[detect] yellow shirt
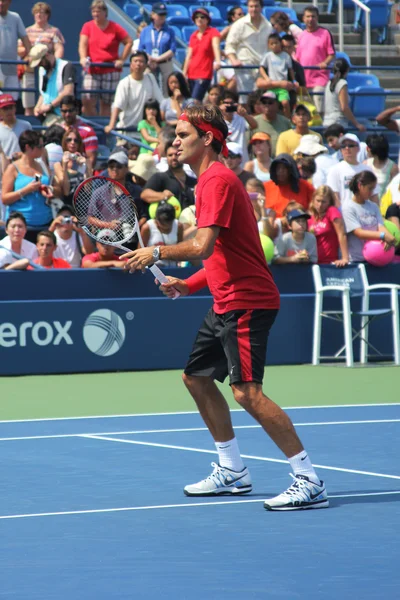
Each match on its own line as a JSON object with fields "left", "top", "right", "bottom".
{"left": 276, "top": 129, "right": 324, "bottom": 157}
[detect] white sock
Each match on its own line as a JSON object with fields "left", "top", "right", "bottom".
{"left": 288, "top": 450, "right": 320, "bottom": 485}
{"left": 215, "top": 437, "right": 245, "bottom": 472}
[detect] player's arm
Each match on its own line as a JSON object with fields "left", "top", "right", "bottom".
{"left": 120, "top": 225, "right": 220, "bottom": 272}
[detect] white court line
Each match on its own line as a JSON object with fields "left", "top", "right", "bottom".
{"left": 0, "top": 403, "right": 399, "bottom": 424}
{"left": 0, "top": 490, "right": 399, "bottom": 521}
{"left": 1, "top": 418, "right": 400, "bottom": 442}
{"left": 82, "top": 434, "right": 400, "bottom": 482}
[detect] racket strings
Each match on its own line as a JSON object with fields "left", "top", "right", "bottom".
{"left": 74, "top": 178, "right": 138, "bottom": 246}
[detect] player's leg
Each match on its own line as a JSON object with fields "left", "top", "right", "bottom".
{"left": 227, "top": 309, "right": 329, "bottom": 510}
{"left": 182, "top": 309, "right": 252, "bottom": 496}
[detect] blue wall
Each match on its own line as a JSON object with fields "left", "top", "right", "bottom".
{"left": 0, "top": 265, "right": 398, "bottom": 376}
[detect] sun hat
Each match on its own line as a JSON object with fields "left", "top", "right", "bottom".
{"left": 293, "top": 135, "right": 327, "bottom": 156}
{"left": 28, "top": 44, "right": 49, "bottom": 68}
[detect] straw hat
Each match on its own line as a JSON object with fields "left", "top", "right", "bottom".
{"left": 129, "top": 153, "right": 157, "bottom": 181}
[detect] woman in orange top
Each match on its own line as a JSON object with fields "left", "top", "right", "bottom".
{"left": 264, "top": 153, "right": 314, "bottom": 218}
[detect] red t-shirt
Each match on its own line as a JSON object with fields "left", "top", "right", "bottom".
{"left": 31, "top": 257, "right": 71, "bottom": 269}
{"left": 188, "top": 27, "right": 220, "bottom": 80}
{"left": 82, "top": 252, "right": 120, "bottom": 265}
{"left": 195, "top": 162, "right": 280, "bottom": 314}
{"left": 80, "top": 20, "right": 128, "bottom": 74}
{"left": 264, "top": 179, "right": 314, "bottom": 218}
{"left": 308, "top": 206, "right": 342, "bottom": 263}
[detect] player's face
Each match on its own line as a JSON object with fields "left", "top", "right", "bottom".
{"left": 173, "top": 121, "right": 209, "bottom": 165}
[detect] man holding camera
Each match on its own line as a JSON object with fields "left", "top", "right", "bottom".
{"left": 49, "top": 205, "right": 93, "bottom": 267}
{"left": 219, "top": 91, "right": 257, "bottom": 164}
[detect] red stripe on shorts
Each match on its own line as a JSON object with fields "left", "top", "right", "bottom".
{"left": 237, "top": 310, "right": 253, "bottom": 381}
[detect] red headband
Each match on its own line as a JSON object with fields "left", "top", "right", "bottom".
{"left": 179, "top": 113, "right": 228, "bottom": 157}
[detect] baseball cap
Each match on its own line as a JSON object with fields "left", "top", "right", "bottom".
{"left": 286, "top": 209, "right": 311, "bottom": 223}
{"left": 293, "top": 104, "right": 311, "bottom": 116}
{"left": 0, "top": 94, "right": 16, "bottom": 109}
{"left": 97, "top": 229, "right": 117, "bottom": 242}
{"left": 226, "top": 142, "right": 243, "bottom": 157}
{"left": 294, "top": 135, "right": 327, "bottom": 156}
{"left": 250, "top": 132, "right": 271, "bottom": 144}
{"left": 339, "top": 133, "right": 360, "bottom": 146}
{"left": 192, "top": 7, "right": 211, "bottom": 22}
{"left": 152, "top": 2, "right": 167, "bottom": 14}
{"left": 108, "top": 150, "right": 128, "bottom": 166}
{"left": 261, "top": 91, "right": 277, "bottom": 101}
{"left": 28, "top": 43, "right": 49, "bottom": 68}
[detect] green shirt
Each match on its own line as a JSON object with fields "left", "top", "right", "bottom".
{"left": 137, "top": 119, "right": 164, "bottom": 154}
{"left": 252, "top": 114, "right": 291, "bottom": 157}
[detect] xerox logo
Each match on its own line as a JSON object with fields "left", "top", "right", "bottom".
{"left": 0, "top": 321, "right": 73, "bottom": 347}
{"left": 82, "top": 309, "right": 126, "bottom": 357}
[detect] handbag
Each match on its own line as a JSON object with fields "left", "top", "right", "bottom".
{"left": 296, "top": 89, "right": 323, "bottom": 127}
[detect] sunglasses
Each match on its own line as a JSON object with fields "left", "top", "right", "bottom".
{"left": 108, "top": 163, "right": 124, "bottom": 170}
{"left": 227, "top": 153, "right": 240, "bottom": 159}
{"left": 66, "top": 138, "right": 78, "bottom": 143}
{"left": 261, "top": 99, "right": 276, "bottom": 105}
{"left": 61, "top": 108, "right": 75, "bottom": 113}
{"left": 341, "top": 144, "right": 358, "bottom": 149}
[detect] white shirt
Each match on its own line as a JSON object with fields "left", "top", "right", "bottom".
{"left": 225, "top": 14, "right": 273, "bottom": 64}
{"left": 225, "top": 113, "right": 249, "bottom": 164}
{"left": 312, "top": 153, "right": 339, "bottom": 188}
{"left": 326, "top": 161, "right": 379, "bottom": 207}
{"left": 53, "top": 231, "right": 83, "bottom": 268}
{"left": 156, "top": 156, "right": 196, "bottom": 179}
{"left": 113, "top": 73, "right": 164, "bottom": 129}
{"left": 0, "top": 236, "right": 38, "bottom": 259}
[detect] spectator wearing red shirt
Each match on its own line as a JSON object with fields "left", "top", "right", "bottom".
{"left": 79, "top": 0, "right": 133, "bottom": 117}
{"left": 182, "top": 8, "right": 221, "bottom": 102}
{"left": 120, "top": 104, "right": 328, "bottom": 511}
{"left": 264, "top": 153, "right": 314, "bottom": 218}
{"left": 32, "top": 230, "right": 71, "bottom": 269}
{"left": 308, "top": 185, "right": 349, "bottom": 266}
{"left": 82, "top": 229, "right": 125, "bottom": 269}
{"left": 59, "top": 96, "right": 98, "bottom": 169}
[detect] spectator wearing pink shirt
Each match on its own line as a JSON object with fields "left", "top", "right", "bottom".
{"left": 308, "top": 185, "right": 349, "bottom": 266}
{"left": 295, "top": 6, "right": 335, "bottom": 115}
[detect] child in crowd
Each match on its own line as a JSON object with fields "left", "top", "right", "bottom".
{"left": 49, "top": 204, "right": 93, "bottom": 267}
{"left": 273, "top": 208, "right": 318, "bottom": 264}
{"left": 259, "top": 33, "right": 297, "bottom": 118}
{"left": 141, "top": 201, "right": 183, "bottom": 267}
{"left": 137, "top": 100, "right": 164, "bottom": 155}
{"left": 308, "top": 185, "right": 349, "bottom": 266}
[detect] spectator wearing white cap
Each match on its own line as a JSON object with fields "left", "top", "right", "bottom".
{"left": 293, "top": 134, "right": 338, "bottom": 188}
{"left": 0, "top": 0, "right": 31, "bottom": 101}
{"left": 251, "top": 92, "right": 291, "bottom": 158}
{"left": 223, "top": 142, "right": 253, "bottom": 186}
{"left": 326, "top": 133, "right": 379, "bottom": 208}
{"left": 29, "top": 43, "right": 76, "bottom": 125}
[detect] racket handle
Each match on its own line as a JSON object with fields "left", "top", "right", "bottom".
{"left": 149, "top": 264, "right": 180, "bottom": 299}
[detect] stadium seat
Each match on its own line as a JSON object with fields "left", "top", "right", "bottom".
{"left": 188, "top": 6, "right": 224, "bottom": 25}
{"left": 175, "top": 47, "right": 186, "bottom": 64}
{"left": 312, "top": 264, "right": 400, "bottom": 367}
{"left": 327, "top": 0, "right": 354, "bottom": 13}
{"left": 351, "top": 85, "right": 386, "bottom": 118}
{"left": 355, "top": 0, "right": 391, "bottom": 43}
{"left": 170, "top": 24, "right": 183, "bottom": 39}
{"left": 181, "top": 25, "right": 197, "bottom": 42}
{"left": 335, "top": 50, "right": 353, "bottom": 66}
{"left": 166, "top": 4, "right": 191, "bottom": 25}
{"left": 346, "top": 72, "right": 380, "bottom": 89}
{"left": 123, "top": 3, "right": 141, "bottom": 20}
{"left": 262, "top": 6, "right": 300, "bottom": 26}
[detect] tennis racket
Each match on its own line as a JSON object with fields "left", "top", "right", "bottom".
{"left": 73, "top": 176, "right": 180, "bottom": 297}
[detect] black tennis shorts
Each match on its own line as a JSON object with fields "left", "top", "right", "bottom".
{"left": 184, "top": 308, "right": 278, "bottom": 385}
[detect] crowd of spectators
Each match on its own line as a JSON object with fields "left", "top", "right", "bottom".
{"left": 0, "top": 0, "right": 400, "bottom": 272}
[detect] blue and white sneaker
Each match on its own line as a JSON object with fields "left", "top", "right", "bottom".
{"left": 184, "top": 462, "right": 252, "bottom": 496}
{"left": 264, "top": 474, "right": 329, "bottom": 511}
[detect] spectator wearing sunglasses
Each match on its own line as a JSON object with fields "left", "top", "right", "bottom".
{"left": 53, "top": 129, "right": 92, "bottom": 206}
{"left": 250, "top": 92, "right": 291, "bottom": 158}
{"left": 28, "top": 43, "right": 76, "bottom": 126}
{"left": 59, "top": 96, "right": 98, "bottom": 169}
{"left": 327, "top": 133, "right": 379, "bottom": 208}
{"left": 1, "top": 131, "right": 53, "bottom": 242}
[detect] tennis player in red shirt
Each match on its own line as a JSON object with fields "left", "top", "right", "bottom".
{"left": 121, "top": 105, "right": 328, "bottom": 511}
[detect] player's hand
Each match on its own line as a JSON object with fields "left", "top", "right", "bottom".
{"left": 120, "top": 247, "right": 155, "bottom": 273}
{"left": 158, "top": 276, "right": 189, "bottom": 297}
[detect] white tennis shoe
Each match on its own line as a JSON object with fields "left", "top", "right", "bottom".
{"left": 264, "top": 473, "right": 329, "bottom": 511}
{"left": 184, "top": 462, "right": 252, "bottom": 496}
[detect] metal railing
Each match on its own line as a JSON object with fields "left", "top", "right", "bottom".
{"left": 338, "top": 0, "right": 371, "bottom": 71}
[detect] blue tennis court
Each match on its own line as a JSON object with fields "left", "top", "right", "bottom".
{"left": 1, "top": 404, "right": 399, "bottom": 599}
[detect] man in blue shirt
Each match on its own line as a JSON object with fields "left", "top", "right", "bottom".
{"left": 139, "top": 2, "right": 176, "bottom": 95}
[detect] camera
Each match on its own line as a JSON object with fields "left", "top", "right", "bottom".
{"left": 225, "top": 104, "right": 237, "bottom": 113}
{"left": 34, "top": 174, "right": 41, "bottom": 182}
{"left": 69, "top": 153, "right": 77, "bottom": 160}
{"left": 62, "top": 216, "right": 72, "bottom": 224}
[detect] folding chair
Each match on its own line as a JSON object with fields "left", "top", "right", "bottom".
{"left": 312, "top": 264, "right": 400, "bottom": 367}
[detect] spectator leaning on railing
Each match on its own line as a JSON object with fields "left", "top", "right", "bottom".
{"left": 31, "top": 229, "right": 71, "bottom": 269}
{"left": 17, "top": 2, "right": 65, "bottom": 117}
{"left": 104, "top": 50, "right": 163, "bottom": 137}
{"left": 273, "top": 208, "right": 318, "bottom": 265}
{"left": 138, "top": 3, "right": 176, "bottom": 97}
{"left": 79, "top": 0, "right": 132, "bottom": 117}
{"left": 29, "top": 44, "right": 76, "bottom": 126}
{"left": 49, "top": 204, "right": 93, "bottom": 267}
{"left": 0, "top": 211, "right": 38, "bottom": 261}
{"left": 0, "top": 0, "right": 31, "bottom": 101}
